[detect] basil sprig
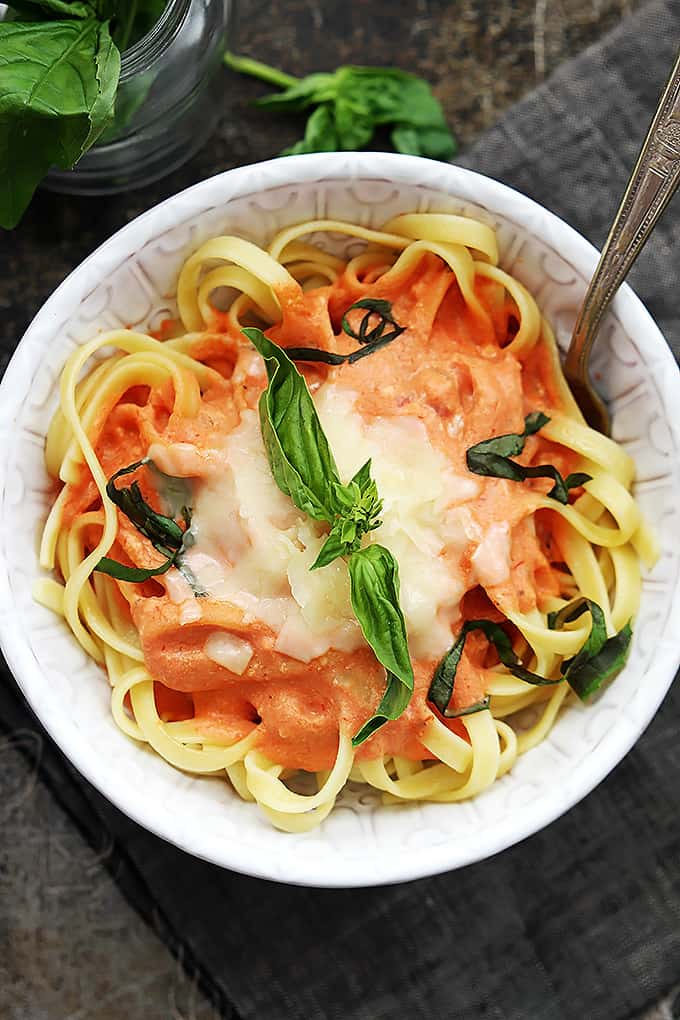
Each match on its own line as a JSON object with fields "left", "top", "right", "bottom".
{"left": 284, "top": 298, "right": 406, "bottom": 368}
{"left": 94, "top": 459, "right": 203, "bottom": 588}
{"left": 244, "top": 326, "right": 414, "bottom": 745}
{"left": 313, "top": 461, "right": 383, "bottom": 570}
{"left": 429, "top": 600, "right": 633, "bottom": 716}
{"left": 224, "top": 54, "right": 456, "bottom": 160}
{"left": 466, "top": 412, "right": 592, "bottom": 505}
{"left": 243, "top": 327, "right": 383, "bottom": 565}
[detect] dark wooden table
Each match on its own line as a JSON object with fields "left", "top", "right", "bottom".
{"left": 0, "top": 2, "right": 652, "bottom": 1018}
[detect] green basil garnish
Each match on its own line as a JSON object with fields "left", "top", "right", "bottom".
{"left": 104, "top": 460, "right": 187, "bottom": 550}
{"left": 224, "top": 55, "right": 456, "bottom": 160}
{"left": 446, "top": 696, "right": 491, "bottom": 718}
{"left": 341, "top": 298, "right": 406, "bottom": 347}
{"left": 242, "top": 327, "right": 341, "bottom": 521}
{"left": 94, "top": 459, "right": 203, "bottom": 590}
{"left": 347, "top": 545, "right": 415, "bottom": 745}
{"left": 311, "top": 461, "right": 383, "bottom": 570}
{"left": 244, "top": 327, "right": 414, "bottom": 745}
{"left": 430, "top": 599, "right": 633, "bottom": 716}
{"left": 548, "top": 597, "right": 633, "bottom": 699}
{"left": 284, "top": 298, "right": 406, "bottom": 368}
{"left": 243, "top": 326, "right": 383, "bottom": 560}
{"left": 429, "top": 619, "right": 558, "bottom": 717}
{"left": 94, "top": 554, "right": 176, "bottom": 583}
{"left": 466, "top": 412, "right": 592, "bottom": 505}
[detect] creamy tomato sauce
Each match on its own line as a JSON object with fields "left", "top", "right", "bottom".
{"left": 64, "top": 253, "right": 578, "bottom": 771}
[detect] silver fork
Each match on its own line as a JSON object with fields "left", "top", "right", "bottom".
{"left": 564, "top": 50, "right": 680, "bottom": 434}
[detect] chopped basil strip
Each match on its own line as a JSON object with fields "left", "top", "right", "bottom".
{"left": 431, "top": 598, "right": 633, "bottom": 715}
{"left": 94, "top": 459, "right": 200, "bottom": 590}
{"left": 285, "top": 298, "right": 406, "bottom": 367}
{"left": 466, "top": 412, "right": 592, "bottom": 505}
{"left": 446, "top": 696, "right": 491, "bottom": 718}
{"left": 429, "top": 618, "right": 558, "bottom": 717}
{"left": 341, "top": 298, "right": 406, "bottom": 347}
{"left": 347, "top": 545, "right": 414, "bottom": 746}
{"left": 104, "top": 459, "right": 186, "bottom": 551}
{"left": 549, "top": 597, "right": 633, "bottom": 700}
{"left": 245, "top": 327, "right": 414, "bottom": 743}
{"left": 94, "top": 555, "right": 176, "bottom": 583}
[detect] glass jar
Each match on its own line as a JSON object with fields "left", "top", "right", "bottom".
{"left": 45, "top": 0, "right": 233, "bottom": 195}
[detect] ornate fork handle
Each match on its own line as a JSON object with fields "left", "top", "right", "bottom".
{"left": 565, "top": 50, "right": 680, "bottom": 384}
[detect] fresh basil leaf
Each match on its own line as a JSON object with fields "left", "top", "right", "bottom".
{"left": 254, "top": 73, "right": 335, "bottom": 112}
{"left": 83, "top": 19, "right": 120, "bottom": 149}
{"left": 309, "top": 523, "right": 350, "bottom": 571}
{"left": 98, "top": 70, "right": 154, "bottom": 141}
{"left": 0, "top": 18, "right": 119, "bottom": 229}
{"left": 348, "top": 544, "right": 415, "bottom": 746}
{"left": 245, "top": 326, "right": 384, "bottom": 567}
{"left": 349, "top": 459, "right": 373, "bottom": 494}
{"left": 333, "top": 94, "right": 374, "bottom": 150}
{"left": 174, "top": 552, "right": 210, "bottom": 598}
{"left": 147, "top": 460, "right": 193, "bottom": 519}
{"left": 467, "top": 411, "right": 549, "bottom": 461}
{"left": 283, "top": 347, "right": 348, "bottom": 366}
{"left": 6, "top": 0, "right": 94, "bottom": 18}
{"left": 432, "top": 598, "right": 633, "bottom": 716}
{"left": 281, "top": 103, "right": 338, "bottom": 155}
{"left": 390, "top": 124, "right": 422, "bottom": 156}
{"left": 428, "top": 626, "right": 467, "bottom": 714}
{"left": 352, "top": 670, "right": 412, "bottom": 746}
{"left": 466, "top": 412, "right": 591, "bottom": 505}
{"left": 243, "top": 327, "right": 342, "bottom": 520}
{"left": 392, "top": 123, "right": 457, "bottom": 160}
{"left": 225, "top": 54, "right": 456, "bottom": 160}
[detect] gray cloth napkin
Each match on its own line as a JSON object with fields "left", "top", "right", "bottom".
{"left": 2, "top": 2, "right": 680, "bottom": 1018}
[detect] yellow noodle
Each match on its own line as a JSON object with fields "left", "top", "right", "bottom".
{"left": 34, "top": 213, "right": 654, "bottom": 833}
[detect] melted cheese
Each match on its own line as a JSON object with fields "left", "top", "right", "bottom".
{"left": 182, "top": 385, "right": 490, "bottom": 663}
{"left": 204, "top": 632, "right": 254, "bottom": 675}
{"left": 471, "top": 522, "right": 511, "bottom": 587}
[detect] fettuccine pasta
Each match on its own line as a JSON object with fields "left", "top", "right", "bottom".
{"left": 34, "top": 213, "right": 656, "bottom": 832}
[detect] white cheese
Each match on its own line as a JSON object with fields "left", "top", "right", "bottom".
{"left": 184, "top": 385, "right": 495, "bottom": 663}
{"left": 147, "top": 442, "right": 204, "bottom": 477}
{"left": 471, "top": 523, "right": 511, "bottom": 587}
{"left": 204, "top": 632, "right": 254, "bottom": 675}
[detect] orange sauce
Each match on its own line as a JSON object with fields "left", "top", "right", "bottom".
{"left": 64, "top": 254, "right": 579, "bottom": 771}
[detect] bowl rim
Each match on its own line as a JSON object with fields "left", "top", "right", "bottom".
{"left": 2, "top": 151, "right": 679, "bottom": 887}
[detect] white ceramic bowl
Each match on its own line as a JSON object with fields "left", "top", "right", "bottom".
{"left": 2, "top": 153, "right": 679, "bottom": 887}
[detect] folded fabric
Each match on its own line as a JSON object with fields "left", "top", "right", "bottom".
{"left": 1, "top": 1, "right": 679, "bottom": 1018}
